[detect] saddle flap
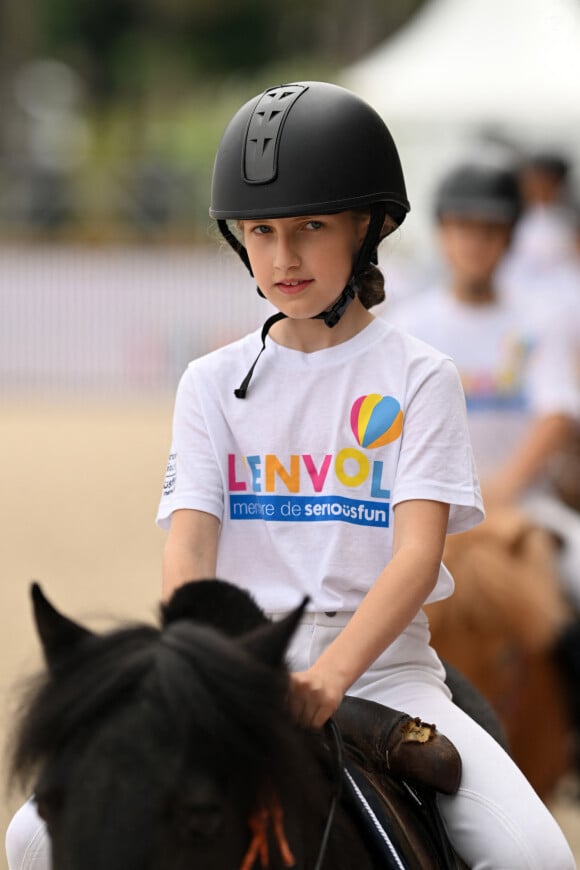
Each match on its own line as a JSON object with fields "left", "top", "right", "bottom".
{"left": 343, "top": 760, "right": 464, "bottom": 869}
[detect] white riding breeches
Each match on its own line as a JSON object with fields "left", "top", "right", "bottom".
{"left": 6, "top": 798, "right": 50, "bottom": 870}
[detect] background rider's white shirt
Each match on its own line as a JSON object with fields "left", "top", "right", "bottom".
{"left": 388, "top": 288, "right": 580, "bottom": 483}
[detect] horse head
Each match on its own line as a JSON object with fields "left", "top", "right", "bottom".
{"left": 11, "top": 581, "right": 476, "bottom": 869}
{"left": 11, "top": 581, "right": 317, "bottom": 870}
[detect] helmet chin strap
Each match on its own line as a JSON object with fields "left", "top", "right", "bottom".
{"left": 232, "top": 289, "right": 356, "bottom": 398}
{"left": 313, "top": 279, "right": 357, "bottom": 327}
{"left": 221, "top": 203, "right": 387, "bottom": 397}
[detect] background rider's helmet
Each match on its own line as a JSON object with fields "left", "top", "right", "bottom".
{"left": 210, "top": 81, "right": 410, "bottom": 274}
{"left": 521, "top": 150, "right": 570, "bottom": 185}
{"left": 435, "top": 161, "right": 522, "bottom": 226}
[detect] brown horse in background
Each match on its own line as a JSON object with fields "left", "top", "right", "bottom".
{"left": 427, "top": 507, "right": 575, "bottom": 800}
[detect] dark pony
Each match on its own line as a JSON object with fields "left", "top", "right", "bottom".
{"left": 9, "top": 580, "right": 469, "bottom": 870}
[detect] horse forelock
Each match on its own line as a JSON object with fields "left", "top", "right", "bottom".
{"left": 152, "top": 620, "right": 291, "bottom": 764}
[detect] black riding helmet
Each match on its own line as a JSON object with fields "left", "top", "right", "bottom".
{"left": 209, "top": 81, "right": 410, "bottom": 397}
{"left": 211, "top": 81, "right": 408, "bottom": 223}
{"left": 435, "top": 161, "right": 522, "bottom": 225}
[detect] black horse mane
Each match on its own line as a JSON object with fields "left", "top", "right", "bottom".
{"left": 10, "top": 582, "right": 294, "bottom": 794}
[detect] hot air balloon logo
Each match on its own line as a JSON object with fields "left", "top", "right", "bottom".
{"left": 350, "top": 394, "right": 403, "bottom": 448}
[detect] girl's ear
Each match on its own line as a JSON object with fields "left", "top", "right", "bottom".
{"left": 30, "top": 583, "right": 93, "bottom": 670}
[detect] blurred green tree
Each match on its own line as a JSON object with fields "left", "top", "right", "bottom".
{"left": 0, "top": 0, "right": 425, "bottom": 235}
{"left": 26, "top": 0, "right": 424, "bottom": 103}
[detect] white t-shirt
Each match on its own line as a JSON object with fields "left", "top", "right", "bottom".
{"left": 498, "top": 255, "right": 580, "bottom": 356}
{"left": 157, "top": 318, "right": 483, "bottom": 613}
{"left": 389, "top": 289, "right": 580, "bottom": 480}
{"left": 505, "top": 205, "right": 577, "bottom": 276}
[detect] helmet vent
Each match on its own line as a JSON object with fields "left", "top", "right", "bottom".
{"left": 251, "top": 134, "right": 272, "bottom": 157}
{"left": 243, "top": 84, "right": 307, "bottom": 184}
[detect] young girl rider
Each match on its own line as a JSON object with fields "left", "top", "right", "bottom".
{"left": 157, "top": 82, "right": 574, "bottom": 869}
{"left": 5, "top": 82, "right": 574, "bottom": 870}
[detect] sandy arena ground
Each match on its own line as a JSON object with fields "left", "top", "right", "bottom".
{"left": 1, "top": 400, "right": 578, "bottom": 868}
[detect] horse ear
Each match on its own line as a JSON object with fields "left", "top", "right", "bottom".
{"left": 31, "top": 583, "right": 93, "bottom": 669}
{"left": 241, "top": 597, "right": 308, "bottom": 668}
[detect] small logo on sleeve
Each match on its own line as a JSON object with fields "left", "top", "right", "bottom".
{"left": 163, "top": 452, "right": 176, "bottom": 496}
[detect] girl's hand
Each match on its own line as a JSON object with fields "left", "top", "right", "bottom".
{"left": 288, "top": 667, "right": 347, "bottom": 730}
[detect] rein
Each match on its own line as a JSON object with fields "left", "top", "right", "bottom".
{"left": 239, "top": 718, "right": 344, "bottom": 870}
{"left": 313, "top": 719, "right": 344, "bottom": 870}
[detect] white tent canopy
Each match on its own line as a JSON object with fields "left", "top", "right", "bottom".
{"left": 343, "top": 0, "right": 580, "bottom": 128}
{"left": 341, "top": 0, "right": 580, "bottom": 252}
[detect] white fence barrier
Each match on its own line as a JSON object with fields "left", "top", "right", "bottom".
{"left": 0, "top": 244, "right": 273, "bottom": 395}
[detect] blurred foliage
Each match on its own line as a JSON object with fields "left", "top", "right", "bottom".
{"left": 0, "top": 0, "right": 425, "bottom": 240}
{"left": 33, "top": 0, "right": 425, "bottom": 99}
